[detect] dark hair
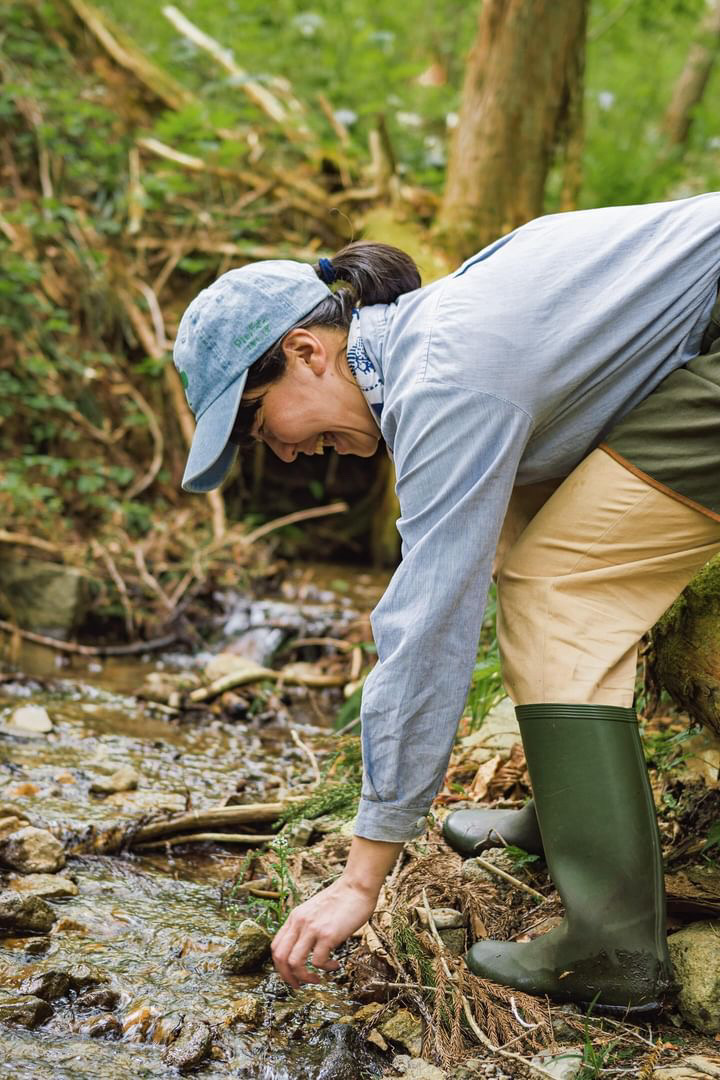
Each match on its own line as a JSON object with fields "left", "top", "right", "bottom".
{"left": 229, "top": 241, "right": 421, "bottom": 448}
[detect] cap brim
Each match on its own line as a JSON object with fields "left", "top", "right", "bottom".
{"left": 181, "top": 370, "right": 249, "bottom": 493}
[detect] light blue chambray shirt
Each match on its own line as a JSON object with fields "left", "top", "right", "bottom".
{"left": 354, "top": 192, "right": 720, "bottom": 843}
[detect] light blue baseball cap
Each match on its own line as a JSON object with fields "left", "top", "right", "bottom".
{"left": 174, "top": 261, "right": 331, "bottom": 493}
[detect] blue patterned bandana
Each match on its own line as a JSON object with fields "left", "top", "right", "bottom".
{"left": 346, "top": 309, "right": 384, "bottom": 428}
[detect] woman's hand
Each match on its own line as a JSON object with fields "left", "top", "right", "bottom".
{"left": 271, "top": 835, "right": 402, "bottom": 989}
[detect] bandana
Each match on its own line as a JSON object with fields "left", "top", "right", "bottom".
{"left": 346, "top": 309, "right": 384, "bottom": 428}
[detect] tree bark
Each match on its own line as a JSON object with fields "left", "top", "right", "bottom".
{"left": 436, "top": 0, "right": 589, "bottom": 263}
{"left": 650, "top": 555, "right": 720, "bottom": 738}
{"left": 663, "top": 0, "right": 720, "bottom": 148}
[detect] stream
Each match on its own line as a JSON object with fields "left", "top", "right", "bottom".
{"left": 0, "top": 565, "right": 389, "bottom": 1079}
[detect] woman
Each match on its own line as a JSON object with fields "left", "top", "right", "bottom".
{"left": 174, "top": 193, "right": 720, "bottom": 1015}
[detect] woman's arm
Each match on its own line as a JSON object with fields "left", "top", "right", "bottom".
{"left": 271, "top": 836, "right": 402, "bottom": 988}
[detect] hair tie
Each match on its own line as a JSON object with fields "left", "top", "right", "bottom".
{"left": 317, "top": 257, "right": 338, "bottom": 285}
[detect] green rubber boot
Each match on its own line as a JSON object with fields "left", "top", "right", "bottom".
{"left": 442, "top": 799, "right": 543, "bottom": 857}
{"left": 466, "top": 705, "right": 674, "bottom": 1015}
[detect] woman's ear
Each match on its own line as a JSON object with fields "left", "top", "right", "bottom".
{"left": 282, "top": 328, "right": 328, "bottom": 375}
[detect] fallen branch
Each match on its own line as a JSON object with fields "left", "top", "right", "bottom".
{"left": 129, "top": 798, "right": 306, "bottom": 846}
{"left": 188, "top": 664, "right": 346, "bottom": 704}
{"left": 136, "top": 831, "right": 272, "bottom": 849}
{"left": 0, "top": 619, "right": 177, "bottom": 656}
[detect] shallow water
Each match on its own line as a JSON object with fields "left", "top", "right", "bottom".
{"left": 0, "top": 566, "right": 388, "bottom": 1078}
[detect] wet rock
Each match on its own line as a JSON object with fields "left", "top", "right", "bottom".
{"left": 261, "top": 971, "right": 292, "bottom": 999}
{"left": 221, "top": 918, "right": 271, "bottom": 974}
{"left": 19, "top": 970, "right": 71, "bottom": 1001}
{"left": 9, "top": 873, "right": 78, "bottom": 899}
{"left": 0, "top": 891, "right": 56, "bottom": 934}
{"left": 0, "top": 803, "right": 30, "bottom": 822}
{"left": 123, "top": 1003, "right": 158, "bottom": 1041}
{"left": 67, "top": 964, "right": 110, "bottom": 992}
{"left": 85, "top": 1013, "right": 122, "bottom": 1040}
{"left": 379, "top": 1007, "right": 423, "bottom": 1056}
{"left": 668, "top": 920, "right": 720, "bottom": 1033}
{"left": 225, "top": 993, "right": 262, "bottom": 1026}
{"left": 366, "top": 1029, "right": 388, "bottom": 1051}
{"left": 8, "top": 705, "right": 53, "bottom": 735}
{"left": 315, "top": 1023, "right": 381, "bottom": 1080}
{"left": 76, "top": 987, "right": 120, "bottom": 1011}
{"left": 0, "top": 826, "right": 66, "bottom": 873}
{"left": 90, "top": 765, "right": 139, "bottom": 795}
{"left": 0, "top": 993, "right": 52, "bottom": 1028}
{"left": 0, "top": 816, "right": 25, "bottom": 841}
{"left": 163, "top": 1019, "right": 213, "bottom": 1071}
{"left": 392, "top": 1056, "right": 447, "bottom": 1079}
{"left": 530, "top": 1046, "right": 584, "bottom": 1080}
{"left": 23, "top": 937, "right": 50, "bottom": 956}
{"left": 52, "top": 915, "right": 90, "bottom": 935}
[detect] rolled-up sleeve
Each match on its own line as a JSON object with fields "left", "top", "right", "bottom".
{"left": 355, "top": 380, "right": 533, "bottom": 842}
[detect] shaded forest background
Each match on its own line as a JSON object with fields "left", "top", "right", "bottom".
{"left": 2, "top": 0, "right": 720, "bottom": 648}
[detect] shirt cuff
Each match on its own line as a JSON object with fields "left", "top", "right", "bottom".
{"left": 354, "top": 798, "right": 430, "bottom": 842}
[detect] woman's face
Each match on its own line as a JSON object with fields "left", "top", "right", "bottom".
{"left": 246, "top": 327, "right": 380, "bottom": 462}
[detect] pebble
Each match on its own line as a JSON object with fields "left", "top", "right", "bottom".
{"left": 85, "top": 1013, "right": 122, "bottom": 1040}
{"left": 379, "top": 1007, "right": 423, "bottom": 1057}
{"left": 75, "top": 987, "right": 120, "bottom": 1011}
{"left": 9, "top": 873, "right": 78, "bottom": 899}
{"left": 0, "top": 816, "right": 25, "bottom": 841}
{"left": 0, "top": 993, "right": 52, "bottom": 1028}
{"left": 221, "top": 918, "right": 271, "bottom": 974}
{"left": 19, "top": 970, "right": 71, "bottom": 1001}
{"left": 0, "top": 891, "right": 57, "bottom": 934}
{"left": 7, "top": 705, "right": 53, "bottom": 735}
{"left": 0, "top": 826, "right": 66, "bottom": 874}
{"left": 668, "top": 920, "right": 720, "bottom": 1034}
{"left": 89, "top": 765, "right": 139, "bottom": 795}
{"left": 163, "top": 1019, "right": 213, "bottom": 1071}
{"left": 224, "top": 993, "right": 263, "bottom": 1027}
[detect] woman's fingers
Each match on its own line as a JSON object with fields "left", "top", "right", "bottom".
{"left": 311, "top": 939, "right": 340, "bottom": 972}
{"left": 271, "top": 916, "right": 303, "bottom": 988}
{"left": 287, "top": 929, "right": 324, "bottom": 985}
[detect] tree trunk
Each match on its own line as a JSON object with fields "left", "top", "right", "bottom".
{"left": 436, "top": 0, "right": 589, "bottom": 263}
{"left": 650, "top": 555, "right": 720, "bottom": 738}
{"left": 663, "top": 0, "right": 720, "bottom": 148}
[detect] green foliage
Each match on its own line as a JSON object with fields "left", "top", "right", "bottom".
{"left": 275, "top": 737, "right": 363, "bottom": 826}
{"left": 226, "top": 834, "right": 300, "bottom": 933}
{"left": 465, "top": 586, "right": 505, "bottom": 731}
{"left": 504, "top": 845, "right": 540, "bottom": 873}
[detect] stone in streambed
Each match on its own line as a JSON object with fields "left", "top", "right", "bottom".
{"left": 379, "top": 1008, "right": 423, "bottom": 1057}
{"left": 0, "top": 993, "right": 52, "bottom": 1028}
{"left": 668, "top": 920, "right": 720, "bottom": 1033}
{"left": 90, "top": 765, "right": 139, "bottom": 795}
{"left": 8, "top": 706, "right": 53, "bottom": 735}
{"left": 19, "top": 970, "right": 71, "bottom": 1002}
{"left": 224, "top": 993, "right": 262, "bottom": 1027}
{"left": 0, "top": 817, "right": 25, "bottom": 841}
{"left": 163, "top": 1019, "right": 213, "bottom": 1071}
{"left": 85, "top": 1013, "right": 122, "bottom": 1039}
{"left": 66, "top": 963, "right": 109, "bottom": 993}
{"left": 0, "top": 826, "right": 65, "bottom": 873}
{"left": 9, "top": 873, "right": 77, "bottom": 899}
{"left": 0, "top": 892, "right": 56, "bottom": 934}
{"left": 76, "top": 987, "right": 120, "bottom": 1011}
{"left": 221, "top": 919, "right": 271, "bottom": 974}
